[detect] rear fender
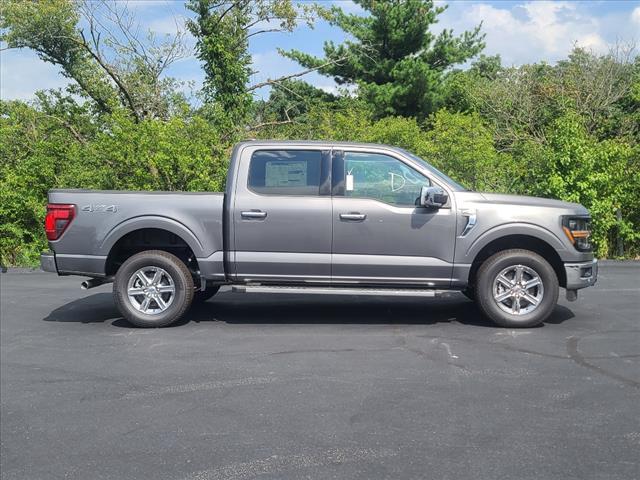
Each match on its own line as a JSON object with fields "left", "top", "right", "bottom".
{"left": 100, "top": 216, "right": 205, "bottom": 258}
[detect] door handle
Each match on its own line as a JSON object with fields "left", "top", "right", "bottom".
{"left": 241, "top": 210, "right": 267, "bottom": 219}
{"left": 339, "top": 213, "right": 366, "bottom": 221}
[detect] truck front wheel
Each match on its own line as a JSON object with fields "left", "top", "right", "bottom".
{"left": 475, "top": 249, "right": 559, "bottom": 328}
{"left": 113, "top": 250, "right": 194, "bottom": 328}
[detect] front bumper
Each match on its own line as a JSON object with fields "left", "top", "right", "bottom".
{"left": 564, "top": 258, "right": 597, "bottom": 290}
{"left": 40, "top": 251, "right": 57, "bottom": 273}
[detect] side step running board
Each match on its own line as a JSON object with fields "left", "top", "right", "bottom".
{"left": 231, "top": 285, "right": 457, "bottom": 297}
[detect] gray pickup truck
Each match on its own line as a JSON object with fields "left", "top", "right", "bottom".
{"left": 41, "top": 141, "right": 597, "bottom": 328}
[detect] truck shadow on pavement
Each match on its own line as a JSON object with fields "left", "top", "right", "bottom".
{"left": 43, "top": 291, "right": 575, "bottom": 328}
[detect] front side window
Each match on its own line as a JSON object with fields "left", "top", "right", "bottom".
{"left": 343, "top": 152, "right": 430, "bottom": 206}
{"left": 248, "top": 150, "right": 322, "bottom": 195}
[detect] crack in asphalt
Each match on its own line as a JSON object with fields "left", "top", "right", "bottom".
{"left": 566, "top": 334, "right": 640, "bottom": 390}
{"left": 415, "top": 333, "right": 570, "bottom": 360}
{"left": 404, "top": 330, "right": 640, "bottom": 389}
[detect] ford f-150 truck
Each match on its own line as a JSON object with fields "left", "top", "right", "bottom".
{"left": 41, "top": 141, "right": 597, "bottom": 328}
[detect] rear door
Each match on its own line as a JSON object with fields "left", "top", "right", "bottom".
{"left": 331, "top": 149, "right": 456, "bottom": 286}
{"left": 232, "top": 146, "right": 332, "bottom": 283}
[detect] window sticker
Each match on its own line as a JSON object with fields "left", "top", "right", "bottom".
{"left": 265, "top": 161, "right": 307, "bottom": 187}
{"left": 346, "top": 172, "right": 354, "bottom": 191}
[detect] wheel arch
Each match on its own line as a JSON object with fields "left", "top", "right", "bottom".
{"left": 104, "top": 222, "right": 202, "bottom": 277}
{"left": 467, "top": 234, "right": 566, "bottom": 289}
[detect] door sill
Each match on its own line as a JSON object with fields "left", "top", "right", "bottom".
{"left": 231, "top": 285, "right": 457, "bottom": 297}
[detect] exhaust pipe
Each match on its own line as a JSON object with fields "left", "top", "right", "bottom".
{"left": 81, "top": 277, "right": 113, "bottom": 290}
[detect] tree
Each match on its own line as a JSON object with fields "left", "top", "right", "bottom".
{"left": 0, "top": 96, "right": 229, "bottom": 266}
{"left": 528, "top": 113, "right": 639, "bottom": 257}
{"left": 462, "top": 46, "right": 638, "bottom": 149}
{"left": 1, "top": 2, "right": 639, "bottom": 264}
{"left": 254, "top": 80, "right": 339, "bottom": 126}
{"left": 1, "top": 0, "right": 189, "bottom": 121}
{"left": 283, "top": 0, "right": 485, "bottom": 119}
{"left": 555, "top": 45, "right": 637, "bottom": 139}
{"left": 439, "top": 54, "right": 502, "bottom": 113}
{"left": 186, "top": 0, "right": 316, "bottom": 130}
{"left": 423, "top": 110, "right": 517, "bottom": 192}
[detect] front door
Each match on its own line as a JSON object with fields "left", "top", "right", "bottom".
{"left": 331, "top": 149, "right": 456, "bottom": 286}
{"left": 232, "top": 147, "right": 332, "bottom": 283}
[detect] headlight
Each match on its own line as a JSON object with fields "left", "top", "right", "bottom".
{"left": 562, "top": 216, "right": 592, "bottom": 251}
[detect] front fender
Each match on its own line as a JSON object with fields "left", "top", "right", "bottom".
{"left": 459, "top": 222, "right": 570, "bottom": 264}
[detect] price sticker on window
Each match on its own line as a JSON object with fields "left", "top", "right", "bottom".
{"left": 346, "top": 173, "right": 354, "bottom": 191}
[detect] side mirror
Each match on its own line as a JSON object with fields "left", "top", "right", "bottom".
{"left": 420, "top": 185, "right": 448, "bottom": 208}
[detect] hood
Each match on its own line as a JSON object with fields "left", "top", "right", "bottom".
{"left": 477, "top": 192, "right": 587, "bottom": 213}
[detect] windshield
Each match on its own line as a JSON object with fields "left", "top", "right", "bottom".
{"left": 402, "top": 150, "right": 469, "bottom": 191}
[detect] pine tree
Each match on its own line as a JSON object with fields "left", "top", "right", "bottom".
{"left": 283, "top": 0, "right": 485, "bottom": 119}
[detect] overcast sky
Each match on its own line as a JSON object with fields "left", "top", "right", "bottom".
{"left": 1, "top": 0, "right": 639, "bottom": 102}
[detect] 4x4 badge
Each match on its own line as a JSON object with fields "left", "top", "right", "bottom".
{"left": 81, "top": 204, "right": 117, "bottom": 213}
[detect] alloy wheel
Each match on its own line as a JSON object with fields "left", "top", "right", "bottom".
{"left": 126, "top": 266, "right": 176, "bottom": 315}
{"left": 492, "top": 264, "right": 544, "bottom": 315}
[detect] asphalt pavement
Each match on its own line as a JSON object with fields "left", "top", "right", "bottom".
{"left": 1, "top": 262, "right": 639, "bottom": 480}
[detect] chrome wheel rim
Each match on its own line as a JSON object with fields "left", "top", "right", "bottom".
{"left": 127, "top": 266, "right": 175, "bottom": 315}
{"left": 492, "top": 264, "right": 544, "bottom": 316}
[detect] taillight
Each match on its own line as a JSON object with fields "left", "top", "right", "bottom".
{"left": 45, "top": 204, "right": 76, "bottom": 240}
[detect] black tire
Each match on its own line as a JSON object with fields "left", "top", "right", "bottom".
{"left": 113, "top": 250, "right": 194, "bottom": 328}
{"left": 193, "top": 285, "right": 220, "bottom": 304}
{"left": 475, "top": 249, "right": 559, "bottom": 328}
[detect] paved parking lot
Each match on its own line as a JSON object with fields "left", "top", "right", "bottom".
{"left": 1, "top": 262, "right": 639, "bottom": 480}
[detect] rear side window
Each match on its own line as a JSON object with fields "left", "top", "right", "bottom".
{"left": 248, "top": 150, "right": 322, "bottom": 196}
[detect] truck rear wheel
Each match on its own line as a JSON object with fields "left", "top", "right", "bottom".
{"left": 113, "top": 250, "right": 194, "bottom": 328}
{"left": 475, "top": 249, "right": 558, "bottom": 328}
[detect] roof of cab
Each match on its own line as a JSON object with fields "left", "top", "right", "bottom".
{"left": 235, "top": 139, "right": 405, "bottom": 151}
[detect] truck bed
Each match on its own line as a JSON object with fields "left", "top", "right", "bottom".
{"left": 47, "top": 189, "right": 225, "bottom": 279}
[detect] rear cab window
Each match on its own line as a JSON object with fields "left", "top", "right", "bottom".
{"left": 248, "top": 150, "right": 322, "bottom": 196}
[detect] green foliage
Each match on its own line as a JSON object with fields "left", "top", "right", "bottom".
{"left": 1, "top": 0, "right": 192, "bottom": 121}
{"left": 187, "top": 0, "right": 303, "bottom": 131}
{"left": 88, "top": 111, "right": 227, "bottom": 192}
{"left": 260, "top": 105, "right": 515, "bottom": 192}
{"left": 0, "top": 0, "right": 118, "bottom": 114}
{"left": 1, "top": 98, "right": 81, "bottom": 266}
{"left": 440, "top": 54, "right": 503, "bottom": 112}
{"left": 255, "top": 80, "right": 339, "bottom": 124}
{"left": 422, "top": 110, "right": 517, "bottom": 193}
{"left": 1, "top": 1, "right": 638, "bottom": 264}
{"left": 247, "top": 41, "right": 640, "bottom": 259}
{"left": 525, "top": 113, "right": 640, "bottom": 257}
{"left": 283, "top": 0, "right": 484, "bottom": 119}
{"left": 459, "top": 47, "right": 637, "bottom": 147}
{"left": 187, "top": 0, "right": 254, "bottom": 129}
{"left": 0, "top": 97, "right": 229, "bottom": 266}
{"left": 447, "top": 47, "right": 640, "bottom": 257}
